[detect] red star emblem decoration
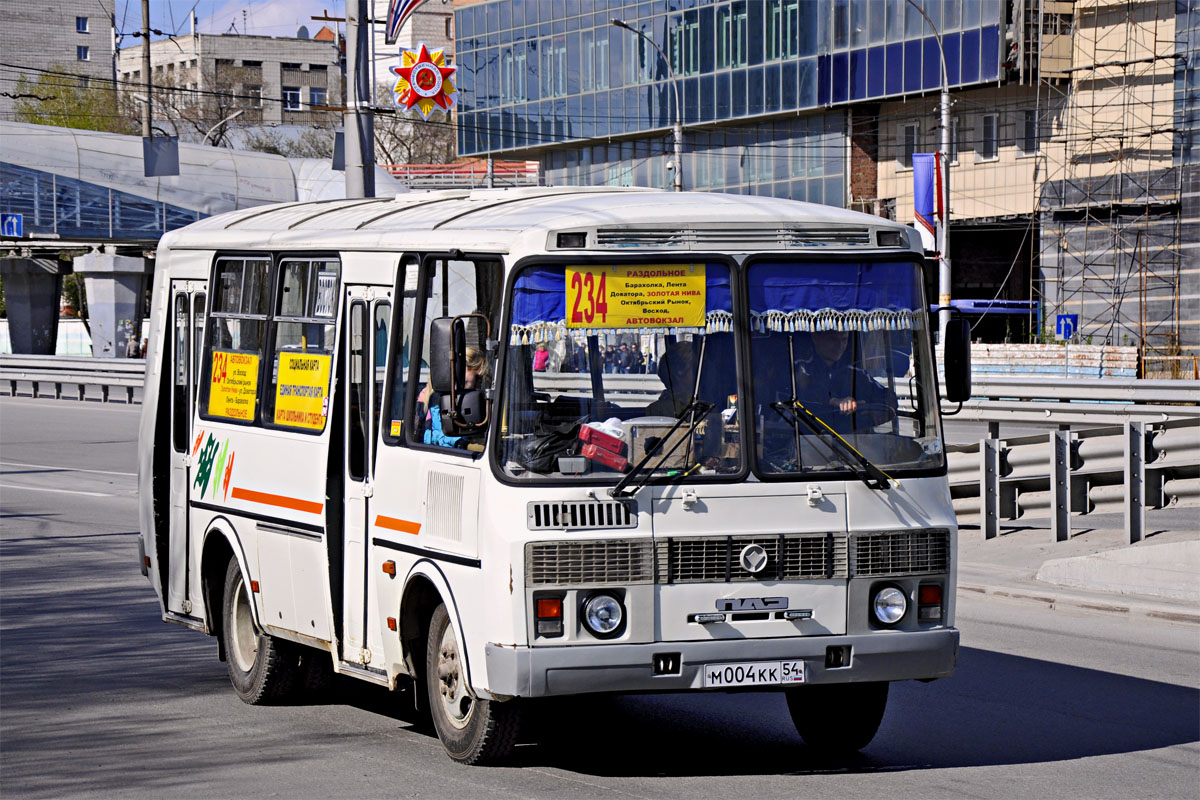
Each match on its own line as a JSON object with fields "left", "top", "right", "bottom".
{"left": 391, "top": 43, "right": 457, "bottom": 121}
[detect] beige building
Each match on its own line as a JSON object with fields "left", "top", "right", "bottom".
{"left": 0, "top": 0, "right": 116, "bottom": 120}
{"left": 117, "top": 31, "right": 343, "bottom": 134}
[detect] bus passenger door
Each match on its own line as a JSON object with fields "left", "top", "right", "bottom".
{"left": 342, "top": 286, "right": 390, "bottom": 664}
{"left": 167, "top": 283, "right": 205, "bottom": 617}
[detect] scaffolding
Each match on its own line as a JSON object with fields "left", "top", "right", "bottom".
{"left": 1030, "top": 0, "right": 1189, "bottom": 378}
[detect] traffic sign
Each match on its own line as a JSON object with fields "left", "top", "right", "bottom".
{"left": 1, "top": 213, "right": 22, "bottom": 238}
{"left": 1056, "top": 314, "right": 1079, "bottom": 341}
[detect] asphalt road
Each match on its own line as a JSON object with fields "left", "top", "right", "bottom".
{"left": 2, "top": 397, "right": 1197, "bottom": 799}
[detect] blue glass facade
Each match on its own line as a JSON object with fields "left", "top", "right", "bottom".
{"left": 0, "top": 163, "right": 203, "bottom": 241}
{"left": 454, "top": 0, "right": 1005, "bottom": 160}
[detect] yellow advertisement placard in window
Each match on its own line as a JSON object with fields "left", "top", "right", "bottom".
{"left": 565, "top": 264, "right": 706, "bottom": 329}
{"left": 208, "top": 350, "right": 260, "bottom": 421}
{"left": 273, "top": 352, "right": 332, "bottom": 430}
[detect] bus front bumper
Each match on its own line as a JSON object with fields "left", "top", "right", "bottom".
{"left": 483, "top": 628, "right": 958, "bottom": 698}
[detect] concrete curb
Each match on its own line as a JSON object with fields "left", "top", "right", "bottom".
{"left": 957, "top": 581, "right": 1200, "bottom": 625}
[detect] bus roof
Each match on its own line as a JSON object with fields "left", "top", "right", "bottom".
{"left": 158, "top": 186, "right": 921, "bottom": 255}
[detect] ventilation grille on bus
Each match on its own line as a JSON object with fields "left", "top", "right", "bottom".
{"left": 850, "top": 529, "right": 950, "bottom": 577}
{"left": 526, "top": 539, "right": 655, "bottom": 586}
{"left": 527, "top": 500, "right": 637, "bottom": 530}
{"left": 592, "top": 226, "right": 873, "bottom": 250}
{"left": 425, "top": 471, "right": 465, "bottom": 542}
{"left": 655, "top": 534, "right": 848, "bottom": 584}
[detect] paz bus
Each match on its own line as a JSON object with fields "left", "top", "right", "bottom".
{"left": 137, "top": 186, "right": 971, "bottom": 764}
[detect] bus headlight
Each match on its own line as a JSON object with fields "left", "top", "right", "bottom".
{"left": 582, "top": 593, "right": 624, "bottom": 638}
{"left": 872, "top": 586, "right": 908, "bottom": 625}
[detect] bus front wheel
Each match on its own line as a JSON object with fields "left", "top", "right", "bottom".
{"left": 785, "top": 681, "right": 889, "bottom": 755}
{"left": 221, "top": 558, "right": 299, "bottom": 705}
{"left": 424, "top": 604, "right": 520, "bottom": 764}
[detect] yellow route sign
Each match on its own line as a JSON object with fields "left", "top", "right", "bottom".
{"left": 208, "top": 350, "right": 260, "bottom": 421}
{"left": 565, "top": 264, "right": 706, "bottom": 329}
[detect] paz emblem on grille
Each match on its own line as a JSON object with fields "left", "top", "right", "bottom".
{"left": 738, "top": 544, "right": 769, "bottom": 574}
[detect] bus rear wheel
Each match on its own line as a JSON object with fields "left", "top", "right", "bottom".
{"left": 221, "top": 558, "right": 299, "bottom": 705}
{"left": 785, "top": 681, "right": 889, "bottom": 756}
{"left": 424, "top": 604, "right": 520, "bottom": 764}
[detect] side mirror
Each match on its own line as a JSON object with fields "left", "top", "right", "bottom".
{"left": 429, "top": 317, "right": 455, "bottom": 395}
{"left": 942, "top": 317, "right": 972, "bottom": 403}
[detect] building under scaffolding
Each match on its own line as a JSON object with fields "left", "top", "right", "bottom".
{"left": 1031, "top": 0, "right": 1197, "bottom": 377}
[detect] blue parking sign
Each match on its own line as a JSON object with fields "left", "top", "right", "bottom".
{"left": 1056, "top": 314, "right": 1078, "bottom": 341}
{"left": 1, "top": 213, "right": 22, "bottom": 238}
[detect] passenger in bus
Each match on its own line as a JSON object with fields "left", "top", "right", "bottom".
{"left": 645, "top": 338, "right": 735, "bottom": 468}
{"left": 794, "top": 330, "right": 896, "bottom": 432}
{"left": 418, "top": 347, "right": 489, "bottom": 450}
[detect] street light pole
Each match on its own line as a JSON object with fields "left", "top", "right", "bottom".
{"left": 141, "top": 0, "right": 152, "bottom": 139}
{"left": 612, "top": 18, "right": 682, "bottom": 192}
{"left": 905, "top": 0, "right": 951, "bottom": 344}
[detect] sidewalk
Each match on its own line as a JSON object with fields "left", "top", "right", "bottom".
{"left": 955, "top": 506, "right": 1200, "bottom": 625}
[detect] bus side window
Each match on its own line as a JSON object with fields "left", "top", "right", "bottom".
{"left": 382, "top": 260, "right": 419, "bottom": 445}
{"left": 172, "top": 293, "right": 189, "bottom": 452}
{"left": 201, "top": 257, "right": 270, "bottom": 423}
{"left": 348, "top": 301, "right": 368, "bottom": 481}
{"left": 372, "top": 300, "right": 390, "bottom": 445}
{"left": 263, "top": 258, "right": 340, "bottom": 432}
{"left": 411, "top": 257, "right": 501, "bottom": 452}
{"left": 191, "top": 292, "right": 205, "bottom": 394}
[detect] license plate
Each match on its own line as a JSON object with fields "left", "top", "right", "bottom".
{"left": 702, "top": 659, "right": 806, "bottom": 688}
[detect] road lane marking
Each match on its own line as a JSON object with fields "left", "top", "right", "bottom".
{"left": 0, "top": 483, "right": 131, "bottom": 498}
{"left": 0, "top": 460, "right": 137, "bottom": 478}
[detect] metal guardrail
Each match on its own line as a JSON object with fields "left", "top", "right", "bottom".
{"left": 947, "top": 419, "right": 1200, "bottom": 543}
{"left": 4, "top": 356, "right": 1198, "bottom": 421}
{"left": 1, "top": 355, "right": 144, "bottom": 403}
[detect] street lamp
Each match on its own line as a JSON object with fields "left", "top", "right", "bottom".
{"left": 204, "top": 109, "right": 245, "bottom": 146}
{"left": 611, "top": 18, "right": 683, "bottom": 192}
{"left": 904, "top": 0, "right": 952, "bottom": 344}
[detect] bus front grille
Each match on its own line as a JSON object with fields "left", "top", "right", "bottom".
{"left": 527, "top": 500, "right": 637, "bottom": 531}
{"left": 655, "top": 534, "right": 848, "bottom": 583}
{"left": 850, "top": 529, "right": 951, "bottom": 577}
{"left": 526, "top": 539, "right": 655, "bottom": 586}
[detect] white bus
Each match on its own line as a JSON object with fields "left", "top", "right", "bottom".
{"left": 138, "top": 187, "right": 972, "bottom": 764}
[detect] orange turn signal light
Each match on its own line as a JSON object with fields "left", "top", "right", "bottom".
{"left": 249, "top": 580, "right": 260, "bottom": 593}
{"left": 382, "top": 561, "right": 396, "bottom": 576}
{"left": 387, "top": 616, "right": 397, "bottom": 631}
{"left": 536, "top": 597, "right": 563, "bottom": 619}
{"left": 144, "top": 556, "right": 151, "bottom": 568}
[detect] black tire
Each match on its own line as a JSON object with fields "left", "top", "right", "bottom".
{"left": 786, "top": 681, "right": 889, "bottom": 755}
{"left": 220, "top": 558, "right": 300, "bottom": 705}
{"left": 425, "top": 604, "right": 520, "bottom": 765}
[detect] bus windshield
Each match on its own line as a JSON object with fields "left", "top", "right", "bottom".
{"left": 497, "top": 262, "right": 740, "bottom": 481}
{"left": 495, "top": 259, "right": 942, "bottom": 483}
{"left": 748, "top": 260, "right": 943, "bottom": 478}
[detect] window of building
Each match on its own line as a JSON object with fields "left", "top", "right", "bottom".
{"left": 282, "top": 87, "right": 301, "bottom": 111}
{"left": 246, "top": 85, "right": 262, "bottom": 108}
{"left": 76, "top": 16, "right": 88, "bottom": 33}
{"left": 717, "top": 3, "right": 748, "bottom": 69}
{"left": 77, "top": 46, "right": 89, "bottom": 61}
{"left": 241, "top": 60, "right": 261, "bottom": 68}
{"left": 979, "top": 113, "right": 998, "bottom": 161}
{"left": 899, "top": 122, "right": 918, "bottom": 169}
{"left": 281, "top": 62, "right": 301, "bottom": 70}
{"left": 1019, "top": 109, "right": 1038, "bottom": 155}
{"left": 595, "top": 32, "right": 610, "bottom": 90}
{"left": 307, "top": 64, "right": 327, "bottom": 72}
{"left": 309, "top": 87, "right": 327, "bottom": 107}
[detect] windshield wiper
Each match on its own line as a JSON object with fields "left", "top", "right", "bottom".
{"left": 609, "top": 399, "right": 714, "bottom": 498}
{"left": 769, "top": 399, "right": 895, "bottom": 491}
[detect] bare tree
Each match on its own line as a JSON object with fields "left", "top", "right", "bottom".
{"left": 373, "top": 84, "right": 456, "bottom": 166}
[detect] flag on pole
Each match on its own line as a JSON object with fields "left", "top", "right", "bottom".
{"left": 912, "top": 152, "right": 944, "bottom": 253}
{"left": 386, "top": 0, "right": 429, "bottom": 45}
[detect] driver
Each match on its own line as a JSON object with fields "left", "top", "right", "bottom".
{"left": 794, "top": 330, "right": 896, "bottom": 433}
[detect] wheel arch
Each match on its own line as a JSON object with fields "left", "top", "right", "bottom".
{"left": 398, "top": 562, "right": 473, "bottom": 692}
{"left": 199, "top": 517, "right": 257, "bottom": 641}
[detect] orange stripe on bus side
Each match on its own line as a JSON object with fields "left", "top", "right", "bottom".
{"left": 230, "top": 487, "right": 324, "bottom": 515}
{"left": 375, "top": 515, "right": 421, "bottom": 535}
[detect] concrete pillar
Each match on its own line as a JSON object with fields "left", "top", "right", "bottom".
{"left": 72, "top": 252, "right": 151, "bottom": 358}
{"left": 0, "top": 258, "right": 63, "bottom": 355}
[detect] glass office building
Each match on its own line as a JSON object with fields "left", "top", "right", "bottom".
{"left": 453, "top": 0, "right": 1004, "bottom": 202}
